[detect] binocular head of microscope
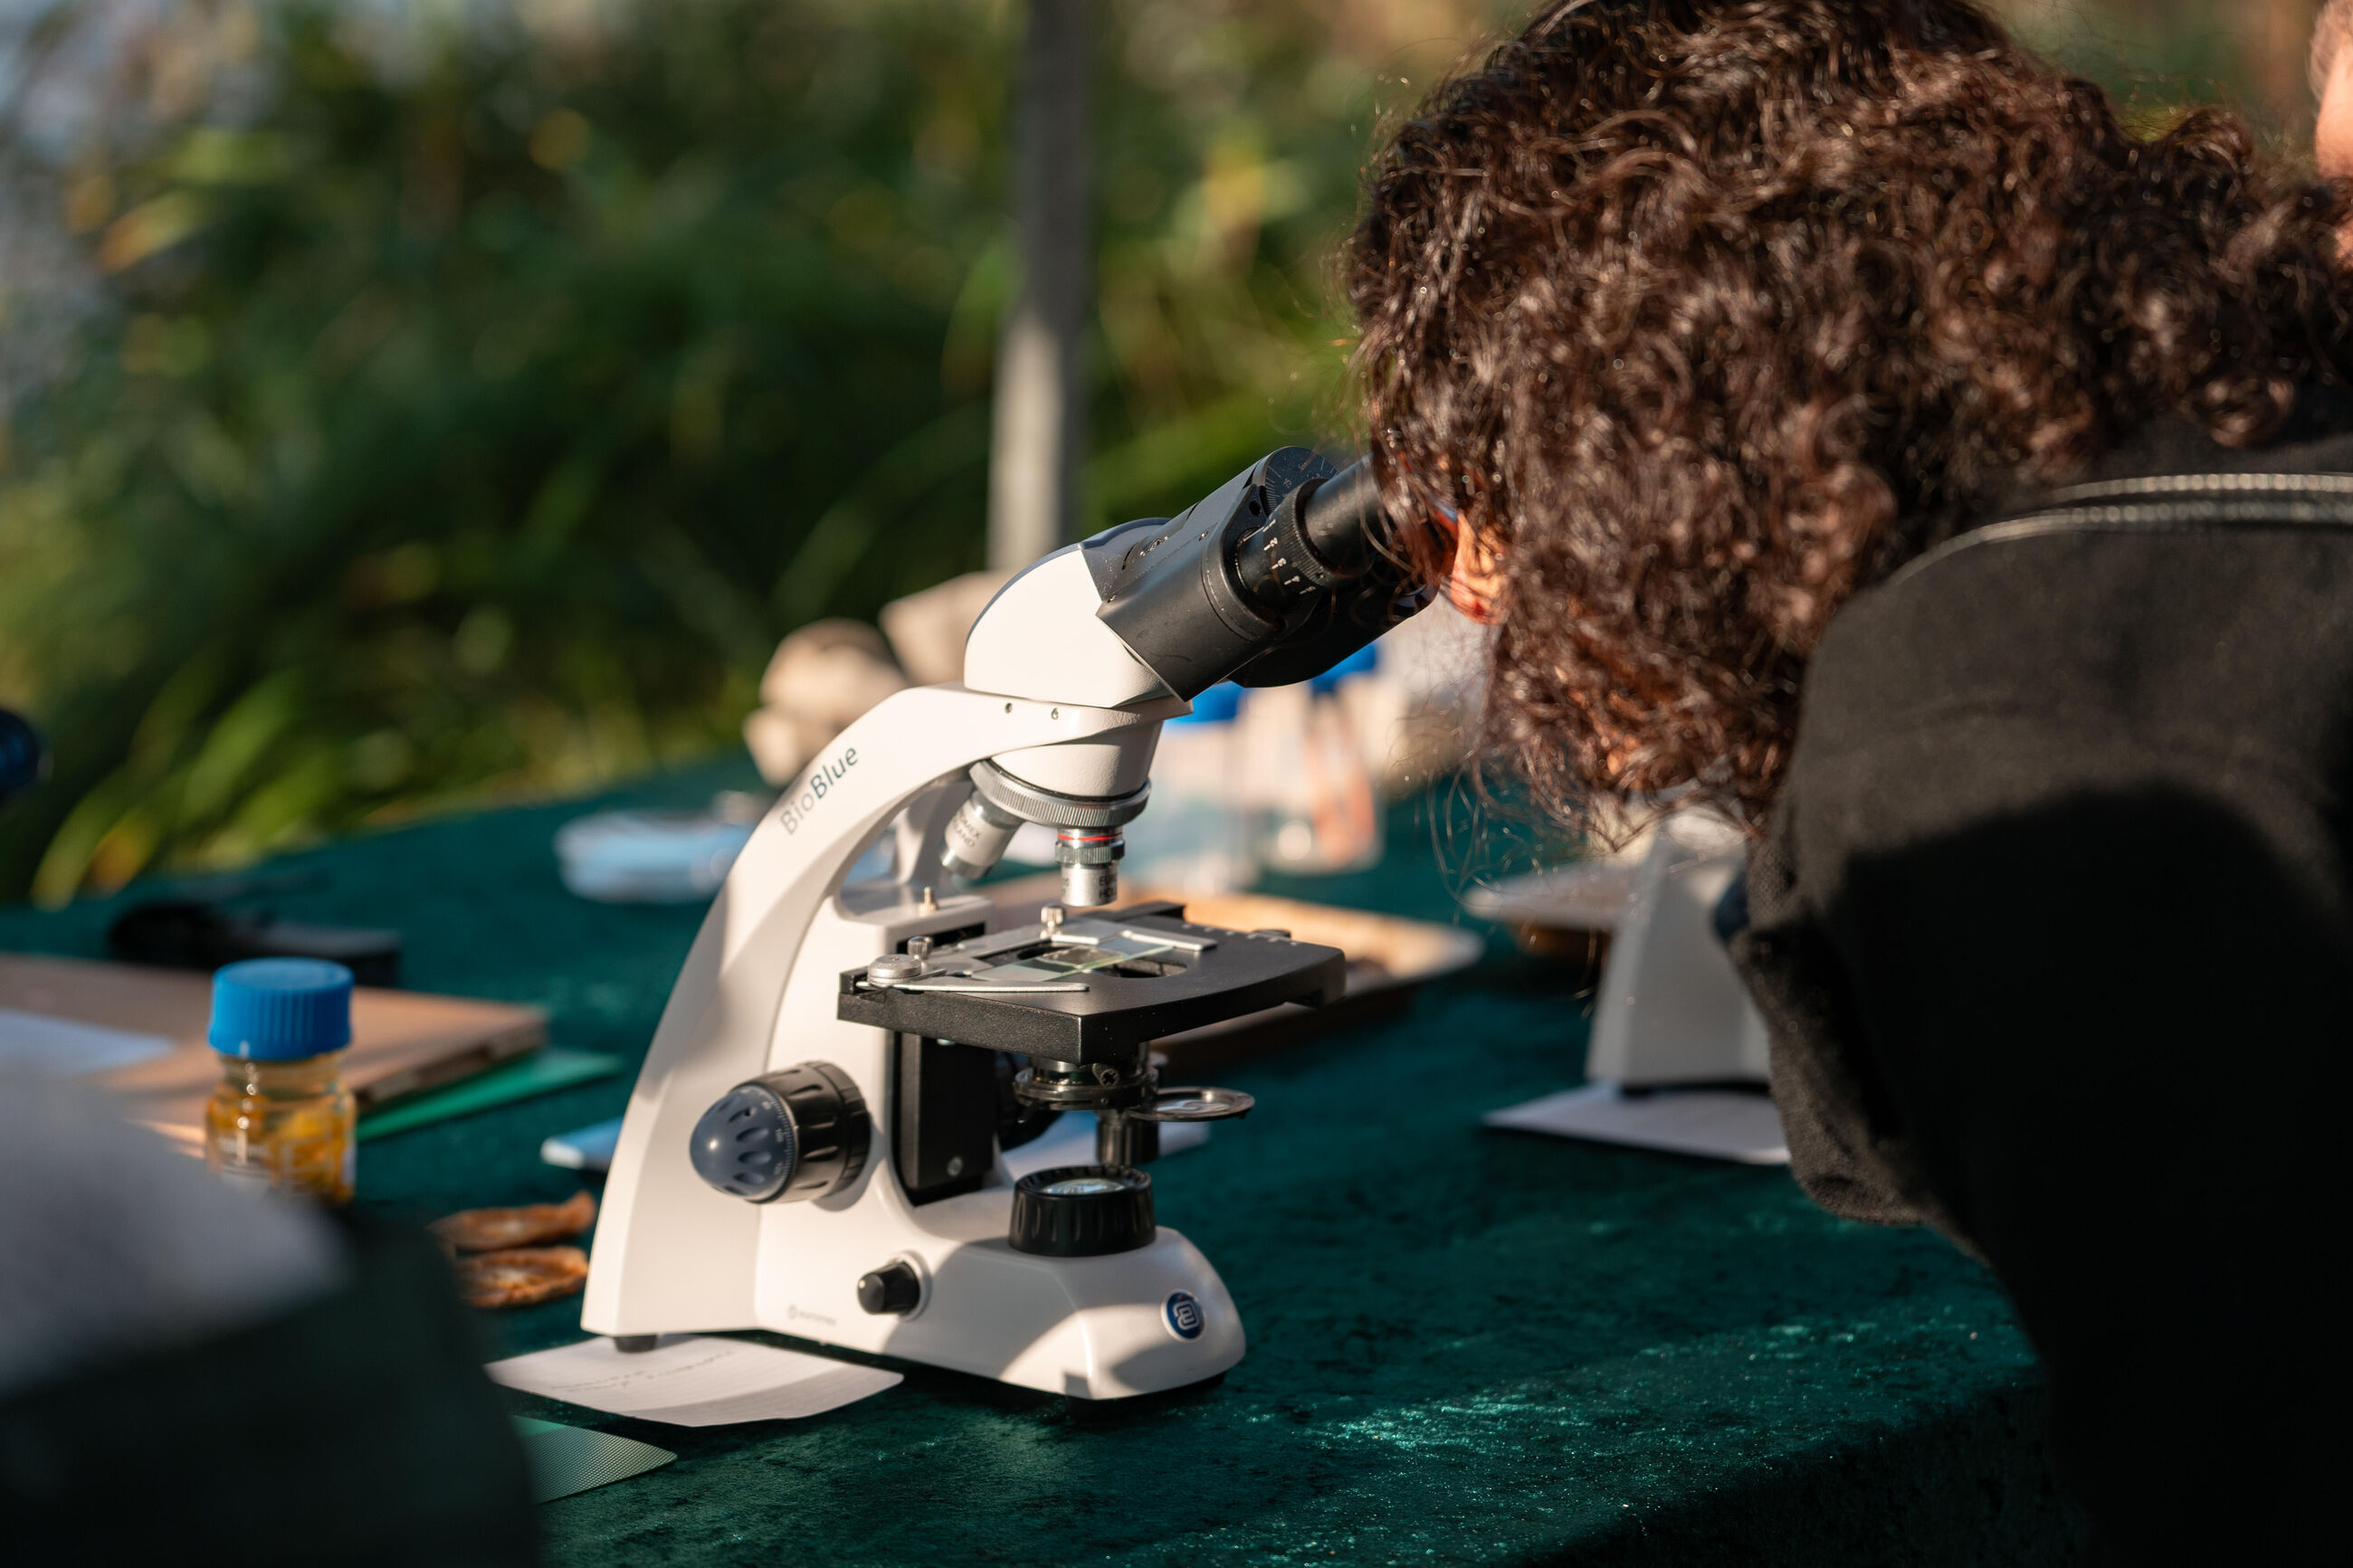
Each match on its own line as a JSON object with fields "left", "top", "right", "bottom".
{"left": 935, "top": 447, "right": 1429, "bottom": 912}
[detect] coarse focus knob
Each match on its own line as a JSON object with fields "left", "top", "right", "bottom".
{"left": 689, "top": 1060, "right": 871, "bottom": 1203}
{"left": 856, "top": 1260, "right": 923, "bottom": 1316}
{"left": 1008, "top": 1164, "right": 1156, "bottom": 1257}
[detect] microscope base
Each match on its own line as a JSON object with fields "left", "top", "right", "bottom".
{"left": 586, "top": 1181, "right": 1246, "bottom": 1401}
{"left": 781, "top": 1224, "right": 1247, "bottom": 1402}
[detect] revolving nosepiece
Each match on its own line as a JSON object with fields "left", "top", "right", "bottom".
{"left": 939, "top": 761, "right": 1148, "bottom": 903}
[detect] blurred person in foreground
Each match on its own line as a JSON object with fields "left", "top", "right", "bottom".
{"left": 0, "top": 1071, "right": 531, "bottom": 1563}
{"left": 1350, "top": 1, "right": 2350, "bottom": 1560}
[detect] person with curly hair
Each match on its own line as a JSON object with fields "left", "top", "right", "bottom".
{"left": 1348, "top": 1, "right": 2351, "bottom": 1558}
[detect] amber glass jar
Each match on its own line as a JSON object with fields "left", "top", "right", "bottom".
{"left": 201, "top": 958, "right": 357, "bottom": 1204}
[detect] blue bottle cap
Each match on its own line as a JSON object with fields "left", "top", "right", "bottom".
{"left": 1170, "top": 683, "right": 1243, "bottom": 725}
{"left": 208, "top": 958, "right": 355, "bottom": 1060}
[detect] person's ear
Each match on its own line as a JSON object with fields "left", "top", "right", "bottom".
{"left": 1447, "top": 516, "right": 1506, "bottom": 624}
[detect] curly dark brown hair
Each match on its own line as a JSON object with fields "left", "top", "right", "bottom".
{"left": 1349, "top": 0, "right": 2353, "bottom": 830}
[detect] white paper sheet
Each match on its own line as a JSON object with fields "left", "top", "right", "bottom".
{"left": 486, "top": 1334, "right": 900, "bottom": 1427}
{"left": 1483, "top": 1083, "right": 1790, "bottom": 1165}
{"left": 0, "top": 1007, "right": 176, "bottom": 1076}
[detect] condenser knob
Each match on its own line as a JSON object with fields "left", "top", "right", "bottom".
{"left": 689, "top": 1060, "right": 871, "bottom": 1203}
{"left": 855, "top": 1261, "right": 923, "bottom": 1316}
{"left": 1008, "top": 1164, "right": 1156, "bottom": 1257}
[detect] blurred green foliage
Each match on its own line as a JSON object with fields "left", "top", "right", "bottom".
{"left": 1985, "top": 0, "right": 2320, "bottom": 141}
{"left": 0, "top": 0, "right": 1504, "bottom": 903}
{"left": 0, "top": 0, "right": 2298, "bottom": 906}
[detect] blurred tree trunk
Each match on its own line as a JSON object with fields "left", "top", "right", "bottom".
{"left": 988, "top": 0, "right": 1091, "bottom": 572}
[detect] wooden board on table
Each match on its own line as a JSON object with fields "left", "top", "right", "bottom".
{"left": 0, "top": 952, "right": 546, "bottom": 1152}
{"left": 985, "top": 879, "right": 1484, "bottom": 1073}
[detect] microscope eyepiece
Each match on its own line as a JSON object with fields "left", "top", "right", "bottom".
{"left": 1297, "top": 459, "right": 1385, "bottom": 579}
{"left": 1231, "top": 457, "right": 1386, "bottom": 611}
{"left": 1085, "top": 448, "right": 1428, "bottom": 699}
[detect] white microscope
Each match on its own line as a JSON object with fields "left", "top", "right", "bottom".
{"left": 583, "top": 450, "right": 1427, "bottom": 1400}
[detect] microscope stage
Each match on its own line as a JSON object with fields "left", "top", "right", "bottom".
{"left": 836, "top": 903, "right": 1345, "bottom": 1060}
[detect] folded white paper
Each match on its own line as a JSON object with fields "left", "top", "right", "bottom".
{"left": 1483, "top": 1082, "right": 1789, "bottom": 1165}
{"left": 0, "top": 1007, "right": 175, "bottom": 1076}
{"left": 487, "top": 1334, "right": 900, "bottom": 1427}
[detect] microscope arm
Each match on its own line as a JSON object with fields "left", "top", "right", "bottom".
{"left": 585, "top": 685, "right": 1175, "bottom": 1333}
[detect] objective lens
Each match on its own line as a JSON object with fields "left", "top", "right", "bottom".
{"left": 1054, "top": 827, "right": 1123, "bottom": 908}
{"left": 941, "top": 790, "right": 1023, "bottom": 880}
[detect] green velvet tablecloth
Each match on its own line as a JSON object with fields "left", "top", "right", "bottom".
{"left": 0, "top": 769, "right": 2082, "bottom": 1564}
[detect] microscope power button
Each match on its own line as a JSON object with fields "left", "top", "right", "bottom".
{"left": 856, "top": 1261, "right": 923, "bottom": 1316}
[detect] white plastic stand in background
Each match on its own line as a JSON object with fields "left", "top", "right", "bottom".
{"left": 1476, "top": 810, "right": 1787, "bottom": 1164}
{"left": 1585, "top": 812, "right": 1770, "bottom": 1087}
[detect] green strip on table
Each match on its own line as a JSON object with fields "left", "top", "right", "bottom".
{"left": 359, "top": 1046, "right": 624, "bottom": 1141}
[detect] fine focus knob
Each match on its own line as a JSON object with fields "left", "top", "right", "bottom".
{"left": 1008, "top": 1164, "right": 1155, "bottom": 1257}
{"left": 856, "top": 1260, "right": 923, "bottom": 1316}
{"left": 690, "top": 1060, "right": 871, "bottom": 1203}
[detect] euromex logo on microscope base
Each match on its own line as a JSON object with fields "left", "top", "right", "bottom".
{"left": 1164, "top": 1291, "right": 1205, "bottom": 1341}
{"left": 778, "top": 747, "right": 859, "bottom": 835}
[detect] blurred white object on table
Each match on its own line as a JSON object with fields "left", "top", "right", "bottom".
{"left": 554, "top": 810, "right": 755, "bottom": 904}
{"left": 1123, "top": 683, "right": 1254, "bottom": 894}
{"left": 541, "top": 1115, "right": 624, "bottom": 1171}
{"left": 1227, "top": 599, "right": 1491, "bottom": 878}
{"left": 742, "top": 620, "right": 910, "bottom": 786}
{"left": 743, "top": 572, "right": 1012, "bottom": 787}
{"left": 1334, "top": 595, "right": 1490, "bottom": 796}
{"left": 878, "top": 570, "right": 1013, "bottom": 685}
{"left": 1239, "top": 654, "right": 1385, "bottom": 876}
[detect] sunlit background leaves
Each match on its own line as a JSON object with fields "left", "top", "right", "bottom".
{"left": 0, "top": 0, "right": 2321, "bottom": 903}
